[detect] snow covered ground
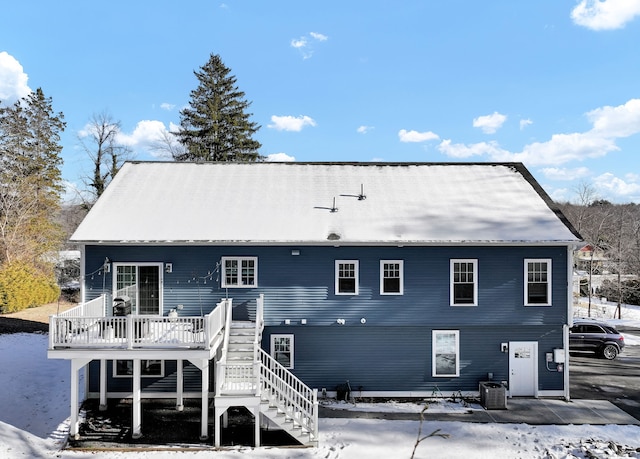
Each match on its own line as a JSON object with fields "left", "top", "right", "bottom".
{"left": 2, "top": 304, "right": 640, "bottom": 458}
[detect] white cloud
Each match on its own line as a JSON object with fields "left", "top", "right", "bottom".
{"left": 309, "top": 32, "right": 328, "bottom": 41}
{"left": 437, "top": 98, "right": 640, "bottom": 168}
{"left": 0, "top": 52, "right": 31, "bottom": 103}
{"left": 291, "top": 37, "right": 307, "bottom": 49}
{"left": 586, "top": 98, "right": 640, "bottom": 137}
{"left": 291, "top": 32, "right": 328, "bottom": 59}
{"left": 520, "top": 119, "right": 533, "bottom": 130}
{"left": 117, "top": 120, "right": 168, "bottom": 147}
{"left": 541, "top": 167, "right": 591, "bottom": 181}
{"left": 268, "top": 115, "right": 317, "bottom": 131}
{"left": 266, "top": 153, "right": 295, "bottom": 162}
{"left": 593, "top": 172, "right": 640, "bottom": 200}
{"left": 160, "top": 102, "right": 175, "bottom": 111}
{"left": 571, "top": 0, "right": 640, "bottom": 30}
{"left": 438, "top": 139, "right": 508, "bottom": 158}
{"left": 548, "top": 187, "right": 572, "bottom": 203}
{"left": 473, "top": 111, "right": 507, "bottom": 134}
{"left": 398, "top": 129, "right": 439, "bottom": 143}
{"left": 357, "top": 125, "right": 373, "bottom": 134}
{"left": 516, "top": 131, "right": 617, "bottom": 165}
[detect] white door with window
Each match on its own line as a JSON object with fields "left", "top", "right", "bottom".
{"left": 508, "top": 341, "right": 538, "bottom": 397}
{"left": 113, "top": 263, "right": 163, "bottom": 315}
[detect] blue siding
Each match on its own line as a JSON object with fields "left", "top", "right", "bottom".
{"left": 82, "top": 244, "right": 569, "bottom": 393}
{"left": 83, "top": 245, "right": 568, "bottom": 325}
{"left": 264, "top": 325, "right": 565, "bottom": 393}
{"left": 88, "top": 360, "right": 205, "bottom": 393}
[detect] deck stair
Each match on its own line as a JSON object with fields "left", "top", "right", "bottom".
{"left": 215, "top": 296, "right": 318, "bottom": 447}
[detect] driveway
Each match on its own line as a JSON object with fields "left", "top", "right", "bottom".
{"left": 569, "top": 326, "right": 640, "bottom": 421}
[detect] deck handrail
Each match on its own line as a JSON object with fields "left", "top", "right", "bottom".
{"left": 258, "top": 347, "right": 318, "bottom": 440}
{"left": 205, "top": 298, "right": 227, "bottom": 350}
{"left": 253, "top": 293, "right": 264, "bottom": 360}
{"left": 48, "top": 298, "right": 228, "bottom": 351}
{"left": 57, "top": 295, "right": 107, "bottom": 318}
{"left": 215, "top": 298, "right": 234, "bottom": 394}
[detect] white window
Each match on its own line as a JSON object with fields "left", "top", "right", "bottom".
{"left": 380, "top": 260, "right": 403, "bottom": 295}
{"left": 335, "top": 260, "right": 359, "bottom": 295}
{"left": 221, "top": 257, "right": 257, "bottom": 288}
{"left": 432, "top": 330, "right": 460, "bottom": 377}
{"left": 450, "top": 259, "right": 477, "bottom": 306}
{"left": 113, "top": 360, "right": 164, "bottom": 378}
{"left": 525, "top": 259, "right": 551, "bottom": 305}
{"left": 271, "top": 334, "right": 294, "bottom": 369}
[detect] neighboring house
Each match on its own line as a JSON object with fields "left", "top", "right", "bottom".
{"left": 575, "top": 244, "right": 610, "bottom": 275}
{"left": 48, "top": 161, "right": 582, "bottom": 447}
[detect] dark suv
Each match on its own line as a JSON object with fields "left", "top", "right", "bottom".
{"left": 569, "top": 319, "right": 625, "bottom": 360}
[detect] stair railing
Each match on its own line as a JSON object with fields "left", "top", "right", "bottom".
{"left": 215, "top": 298, "right": 234, "bottom": 394}
{"left": 258, "top": 347, "right": 318, "bottom": 441}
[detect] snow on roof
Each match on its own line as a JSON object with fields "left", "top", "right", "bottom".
{"left": 70, "top": 162, "right": 581, "bottom": 245}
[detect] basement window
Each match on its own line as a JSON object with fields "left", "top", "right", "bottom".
{"left": 271, "top": 334, "right": 294, "bottom": 369}
{"left": 432, "top": 330, "right": 460, "bottom": 377}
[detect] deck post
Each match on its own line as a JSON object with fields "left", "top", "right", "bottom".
{"left": 176, "top": 359, "right": 184, "bottom": 411}
{"left": 200, "top": 359, "right": 209, "bottom": 440}
{"left": 69, "top": 358, "right": 90, "bottom": 439}
{"left": 132, "top": 359, "right": 142, "bottom": 439}
{"left": 99, "top": 359, "right": 107, "bottom": 410}
{"left": 69, "top": 360, "right": 81, "bottom": 439}
{"left": 253, "top": 406, "right": 261, "bottom": 447}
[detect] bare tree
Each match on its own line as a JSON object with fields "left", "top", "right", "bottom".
{"left": 78, "top": 112, "right": 132, "bottom": 203}
{"left": 150, "top": 128, "right": 187, "bottom": 160}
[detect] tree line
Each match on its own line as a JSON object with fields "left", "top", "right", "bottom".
{"left": 558, "top": 185, "right": 640, "bottom": 315}
{"left": 0, "top": 54, "right": 262, "bottom": 312}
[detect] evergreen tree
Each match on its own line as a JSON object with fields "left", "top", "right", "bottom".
{"left": 0, "top": 88, "right": 65, "bottom": 265}
{"left": 175, "top": 54, "right": 263, "bottom": 162}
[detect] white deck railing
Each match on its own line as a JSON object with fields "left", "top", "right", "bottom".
{"left": 258, "top": 347, "right": 318, "bottom": 439}
{"left": 48, "top": 297, "right": 227, "bottom": 351}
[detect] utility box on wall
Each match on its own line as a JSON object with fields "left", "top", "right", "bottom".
{"left": 479, "top": 381, "right": 507, "bottom": 409}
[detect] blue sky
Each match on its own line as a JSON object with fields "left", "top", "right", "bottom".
{"left": 2, "top": 0, "right": 640, "bottom": 204}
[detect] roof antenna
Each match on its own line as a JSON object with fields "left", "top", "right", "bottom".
{"left": 314, "top": 197, "right": 338, "bottom": 212}
{"left": 340, "top": 184, "right": 366, "bottom": 201}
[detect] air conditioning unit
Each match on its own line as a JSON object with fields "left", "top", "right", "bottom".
{"left": 479, "top": 381, "right": 507, "bottom": 409}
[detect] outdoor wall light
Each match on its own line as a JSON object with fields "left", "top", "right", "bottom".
{"left": 103, "top": 258, "right": 110, "bottom": 273}
{"left": 165, "top": 263, "right": 173, "bottom": 273}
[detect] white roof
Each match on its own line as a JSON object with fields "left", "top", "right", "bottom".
{"left": 70, "top": 162, "right": 581, "bottom": 245}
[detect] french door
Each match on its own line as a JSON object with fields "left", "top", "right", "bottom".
{"left": 113, "top": 263, "right": 162, "bottom": 315}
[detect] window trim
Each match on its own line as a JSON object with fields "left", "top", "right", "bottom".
{"left": 450, "top": 259, "right": 478, "bottom": 306}
{"left": 432, "top": 330, "right": 460, "bottom": 377}
{"left": 221, "top": 256, "right": 258, "bottom": 288}
{"left": 335, "top": 260, "right": 359, "bottom": 295}
{"left": 271, "top": 334, "right": 294, "bottom": 370}
{"left": 380, "top": 260, "right": 404, "bottom": 295}
{"left": 112, "top": 262, "right": 163, "bottom": 315}
{"left": 524, "top": 258, "right": 552, "bottom": 306}
{"left": 113, "top": 359, "right": 165, "bottom": 378}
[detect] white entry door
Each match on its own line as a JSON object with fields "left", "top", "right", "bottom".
{"left": 508, "top": 341, "right": 538, "bottom": 397}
